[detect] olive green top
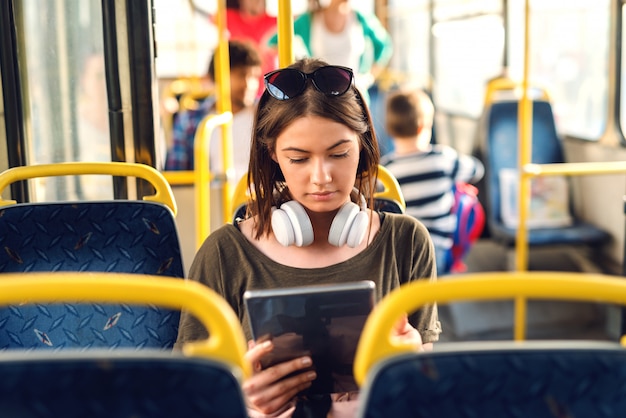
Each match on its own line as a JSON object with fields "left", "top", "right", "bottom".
{"left": 175, "top": 212, "right": 441, "bottom": 347}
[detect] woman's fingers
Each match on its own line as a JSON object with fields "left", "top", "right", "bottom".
{"left": 243, "top": 341, "right": 317, "bottom": 415}
{"left": 244, "top": 356, "right": 316, "bottom": 414}
{"left": 245, "top": 339, "right": 274, "bottom": 372}
{"left": 392, "top": 314, "right": 423, "bottom": 349}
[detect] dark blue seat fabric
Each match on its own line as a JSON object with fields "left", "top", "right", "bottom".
{"left": 0, "top": 201, "right": 184, "bottom": 350}
{"left": 484, "top": 100, "right": 610, "bottom": 246}
{"left": 0, "top": 350, "right": 247, "bottom": 418}
{"left": 358, "top": 342, "right": 626, "bottom": 418}
{"left": 373, "top": 198, "right": 404, "bottom": 214}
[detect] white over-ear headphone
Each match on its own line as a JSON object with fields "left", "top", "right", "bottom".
{"left": 271, "top": 188, "right": 369, "bottom": 248}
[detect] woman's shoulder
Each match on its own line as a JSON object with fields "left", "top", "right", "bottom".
{"left": 196, "top": 223, "right": 246, "bottom": 252}
{"left": 380, "top": 212, "right": 430, "bottom": 237}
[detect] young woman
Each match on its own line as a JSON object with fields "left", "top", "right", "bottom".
{"left": 176, "top": 58, "right": 441, "bottom": 417}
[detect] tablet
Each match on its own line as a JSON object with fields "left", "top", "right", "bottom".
{"left": 244, "top": 280, "right": 376, "bottom": 395}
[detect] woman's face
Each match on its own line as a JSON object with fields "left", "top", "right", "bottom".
{"left": 272, "top": 115, "right": 361, "bottom": 213}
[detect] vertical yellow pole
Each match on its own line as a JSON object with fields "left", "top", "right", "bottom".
{"left": 195, "top": 0, "right": 233, "bottom": 247}
{"left": 277, "top": 0, "right": 294, "bottom": 67}
{"left": 514, "top": 0, "right": 531, "bottom": 341}
{"left": 195, "top": 114, "right": 212, "bottom": 249}
{"left": 215, "top": 0, "right": 235, "bottom": 225}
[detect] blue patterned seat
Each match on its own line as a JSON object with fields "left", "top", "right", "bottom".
{"left": 0, "top": 162, "right": 186, "bottom": 350}
{"left": 0, "top": 351, "right": 247, "bottom": 418}
{"left": 0, "top": 201, "right": 184, "bottom": 350}
{"left": 358, "top": 342, "right": 626, "bottom": 418}
{"left": 0, "top": 273, "right": 249, "bottom": 418}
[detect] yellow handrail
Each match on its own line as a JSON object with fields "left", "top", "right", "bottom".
{"left": 194, "top": 111, "right": 233, "bottom": 249}
{"left": 0, "top": 272, "right": 250, "bottom": 378}
{"left": 517, "top": 160, "right": 626, "bottom": 276}
{"left": 353, "top": 271, "right": 626, "bottom": 386}
{"left": 483, "top": 76, "right": 550, "bottom": 106}
{"left": 0, "top": 162, "right": 177, "bottom": 216}
{"left": 524, "top": 161, "right": 626, "bottom": 176}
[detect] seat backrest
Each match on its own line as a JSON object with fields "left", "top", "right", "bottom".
{"left": 0, "top": 351, "right": 248, "bottom": 418}
{"left": 374, "top": 164, "right": 406, "bottom": 214}
{"left": 483, "top": 100, "right": 565, "bottom": 226}
{"left": 0, "top": 163, "right": 184, "bottom": 350}
{"left": 359, "top": 341, "right": 626, "bottom": 418}
{"left": 353, "top": 271, "right": 626, "bottom": 418}
{"left": 0, "top": 272, "right": 249, "bottom": 418}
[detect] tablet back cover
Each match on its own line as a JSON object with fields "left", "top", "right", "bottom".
{"left": 244, "top": 281, "right": 375, "bottom": 394}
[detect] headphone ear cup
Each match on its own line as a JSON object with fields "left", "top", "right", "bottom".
{"left": 271, "top": 207, "right": 295, "bottom": 246}
{"left": 346, "top": 211, "right": 369, "bottom": 248}
{"left": 271, "top": 200, "right": 314, "bottom": 247}
{"left": 328, "top": 202, "right": 367, "bottom": 247}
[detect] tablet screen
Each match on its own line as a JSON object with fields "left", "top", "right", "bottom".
{"left": 244, "top": 281, "right": 375, "bottom": 395}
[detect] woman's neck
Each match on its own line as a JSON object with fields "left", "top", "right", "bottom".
{"left": 320, "top": 2, "right": 351, "bottom": 33}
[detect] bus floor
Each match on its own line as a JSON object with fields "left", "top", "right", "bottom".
{"left": 437, "top": 238, "right": 621, "bottom": 344}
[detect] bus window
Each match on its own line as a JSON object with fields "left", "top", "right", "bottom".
{"left": 432, "top": 14, "right": 504, "bottom": 118}
{"left": 387, "top": 1, "right": 431, "bottom": 88}
{"left": 620, "top": 3, "right": 626, "bottom": 142}
{"left": 18, "top": 0, "right": 113, "bottom": 201}
{"left": 508, "top": 0, "right": 609, "bottom": 140}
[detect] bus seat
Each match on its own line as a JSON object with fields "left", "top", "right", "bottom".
{"left": 230, "top": 165, "right": 406, "bottom": 223}
{"left": 0, "top": 163, "right": 184, "bottom": 350}
{"left": 481, "top": 100, "right": 610, "bottom": 254}
{"left": 374, "top": 165, "right": 406, "bottom": 214}
{"left": 483, "top": 76, "right": 550, "bottom": 106}
{"left": 0, "top": 273, "right": 249, "bottom": 417}
{"left": 358, "top": 341, "right": 626, "bottom": 418}
{"left": 353, "top": 272, "right": 626, "bottom": 418}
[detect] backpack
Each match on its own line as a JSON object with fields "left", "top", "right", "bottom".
{"left": 447, "top": 182, "right": 486, "bottom": 273}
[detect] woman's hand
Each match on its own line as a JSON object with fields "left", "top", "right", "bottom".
{"left": 243, "top": 340, "right": 317, "bottom": 416}
{"left": 392, "top": 314, "right": 425, "bottom": 351}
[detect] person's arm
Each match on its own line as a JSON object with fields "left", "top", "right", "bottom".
{"left": 355, "top": 11, "right": 393, "bottom": 76}
{"left": 403, "top": 216, "right": 441, "bottom": 346}
{"left": 455, "top": 153, "right": 485, "bottom": 184}
{"left": 164, "top": 110, "right": 197, "bottom": 170}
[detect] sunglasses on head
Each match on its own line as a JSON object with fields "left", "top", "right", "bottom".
{"left": 264, "top": 65, "right": 354, "bottom": 100}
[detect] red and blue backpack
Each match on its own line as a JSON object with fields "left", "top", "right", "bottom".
{"left": 446, "top": 182, "right": 486, "bottom": 273}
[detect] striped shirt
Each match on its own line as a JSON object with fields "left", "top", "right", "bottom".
{"left": 382, "top": 145, "right": 484, "bottom": 250}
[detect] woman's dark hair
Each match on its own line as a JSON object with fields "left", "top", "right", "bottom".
{"left": 247, "top": 58, "right": 380, "bottom": 239}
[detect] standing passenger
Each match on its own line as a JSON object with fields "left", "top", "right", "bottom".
{"left": 268, "top": 0, "right": 392, "bottom": 102}
{"left": 382, "top": 87, "right": 484, "bottom": 275}
{"left": 176, "top": 59, "right": 441, "bottom": 417}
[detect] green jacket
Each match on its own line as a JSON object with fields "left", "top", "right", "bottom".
{"left": 268, "top": 10, "right": 392, "bottom": 75}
